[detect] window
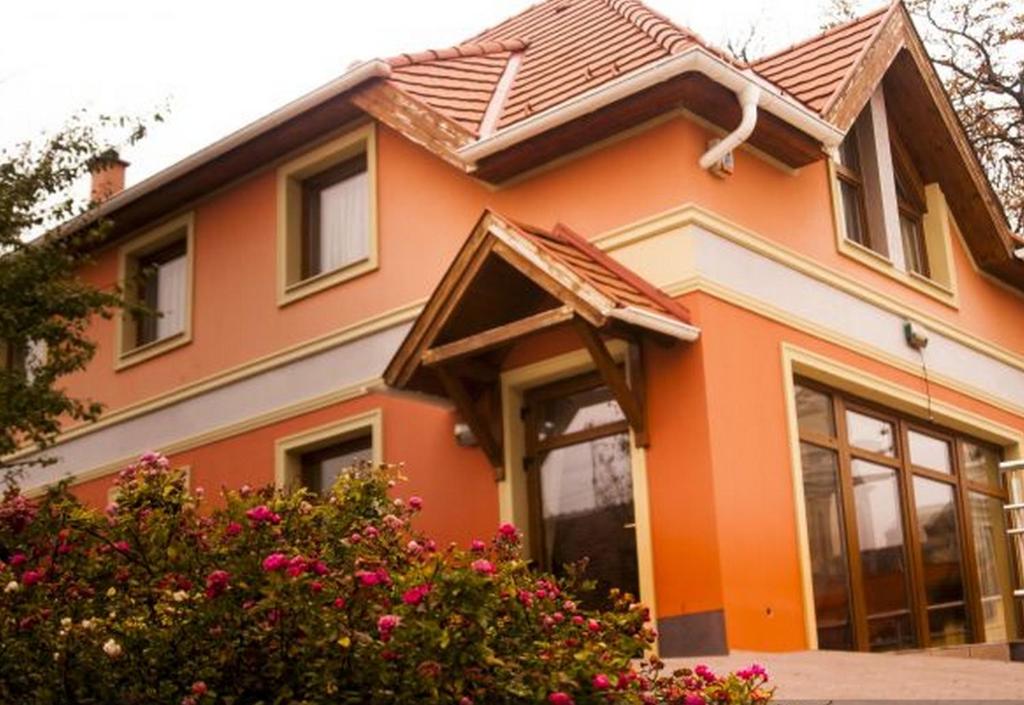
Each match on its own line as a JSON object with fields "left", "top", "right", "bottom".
{"left": 117, "top": 213, "right": 194, "bottom": 367}
{"left": 794, "top": 380, "right": 1019, "bottom": 651}
{"left": 298, "top": 435, "right": 373, "bottom": 495}
{"left": 2, "top": 339, "right": 46, "bottom": 381}
{"left": 274, "top": 409, "right": 381, "bottom": 493}
{"left": 836, "top": 126, "right": 873, "bottom": 253}
{"left": 277, "top": 124, "right": 377, "bottom": 305}
{"left": 300, "top": 154, "right": 369, "bottom": 280}
{"left": 891, "top": 130, "right": 929, "bottom": 278}
{"left": 135, "top": 239, "right": 187, "bottom": 347}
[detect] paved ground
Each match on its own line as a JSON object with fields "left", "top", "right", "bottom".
{"left": 663, "top": 650, "right": 1024, "bottom": 702}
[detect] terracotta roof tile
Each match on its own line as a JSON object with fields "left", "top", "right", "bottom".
{"left": 752, "top": 4, "right": 893, "bottom": 114}
{"left": 383, "top": 0, "right": 711, "bottom": 137}
{"left": 507, "top": 216, "right": 692, "bottom": 324}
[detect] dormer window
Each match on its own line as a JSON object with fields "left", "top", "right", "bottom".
{"left": 831, "top": 87, "right": 956, "bottom": 301}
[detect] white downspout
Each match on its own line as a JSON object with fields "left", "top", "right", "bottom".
{"left": 698, "top": 83, "right": 761, "bottom": 170}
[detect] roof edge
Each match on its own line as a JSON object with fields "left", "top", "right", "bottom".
{"left": 63, "top": 59, "right": 392, "bottom": 236}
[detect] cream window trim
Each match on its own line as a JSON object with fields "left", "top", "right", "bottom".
{"left": 115, "top": 212, "right": 195, "bottom": 370}
{"left": 273, "top": 408, "right": 383, "bottom": 490}
{"left": 829, "top": 158, "right": 960, "bottom": 308}
{"left": 276, "top": 122, "right": 378, "bottom": 307}
{"left": 780, "top": 342, "right": 1023, "bottom": 650}
{"left": 498, "top": 343, "right": 658, "bottom": 635}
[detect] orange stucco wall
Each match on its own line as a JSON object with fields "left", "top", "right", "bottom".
{"left": 72, "top": 392, "right": 499, "bottom": 546}
{"left": 69, "top": 115, "right": 1024, "bottom": 421}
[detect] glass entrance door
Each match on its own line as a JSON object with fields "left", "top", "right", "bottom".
{"left": 794, "top": 380, "right": 1020, "bottom": 651}
{"left": 524, "top": 372, "right": 639, "bottom": 608}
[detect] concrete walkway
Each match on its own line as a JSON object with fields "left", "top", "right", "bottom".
{"left": 664, "top": 650, "right": 1024, "bottom": 702}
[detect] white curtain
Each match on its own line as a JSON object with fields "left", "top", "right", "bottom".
{"left": 156, "top": 255, "right": 186, "bottom": 339}
{"left": 318, "top": 170, "right": 369, "bottom": 273}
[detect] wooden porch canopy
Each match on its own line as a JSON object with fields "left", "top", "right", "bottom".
{"left": 384, "top": 210, "right": 700, "bottom": 478}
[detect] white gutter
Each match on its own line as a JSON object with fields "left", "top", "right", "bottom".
{"left": 608, "top": 306, "right": 701, "bottom": 342}
{"left": 698, "top": 83, "right": 760, "bottom": 170}
{"left": 457, "top": 46, "right": 844, "bottom": 165}
{"left": 68, "top": 59, "right": 392, "bottom": 230}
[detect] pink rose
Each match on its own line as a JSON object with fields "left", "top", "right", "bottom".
{"left": 309, "top": 581, "right": 323, "bottom": 593}
{"left": 592, "top": 674, "right": 611, "bottom": 690}
{"left": 245, "top": 505, "right": 281, "bottom": 525}
{"left": 311, "top": 560, "right": 328, "bottom": 576}
{"left": 497, "top": 522, "right": 518, "bottom": 540}
{"left": 205, "top": 570, "right": 230, "bottom": 598}
{"left": 470, "top": 539, "right": 486, "bottom": 552}
{"left": 9, "top": 553, "right": 26, "bottom": 567}
{"left": 377, "top": 614, "right": 400, "bottom": 641}
{"left": 402, "top": 584, "right": 431, "bottom": 606}
{"left": 113, "top": 540, "right": 131, "bottom": 554}
{"left": 191, "top": 681, "right": 208, "bottom": 695}
{"left": 408, "top": 496, "right": 423, "bottom": 510}
{"left": 21, "top": 570, "right": 42, "bottom": 587}
{"left": 333, "top": 597, "right": 346, "bottom": 609}
{"left": 548, "top": 693, "right": 574, "bottom": 705}
{"left": 587, "top": 618, "right": 600, "bottom": 632}
{"left": 225, "top": 521, "right": 242, "bottom": 537}
{"left": 684, "top": 695, "right": 704, "bottom": 705}
{"left": 261, "top": 553, "right": 288, "bottom": 572}
{"left": 286, "top": 555, "right": 307, "bottom": 578}
{"left": 471, "top": 559, "right": 495, "bottom": 575}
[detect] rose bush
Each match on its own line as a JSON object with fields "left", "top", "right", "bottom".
{"left": 0, "top": 454, "right": 772, "bottom": 704}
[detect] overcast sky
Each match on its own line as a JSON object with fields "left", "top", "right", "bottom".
{"left": 2, "top": 0, "right": 874, "bottom": 187}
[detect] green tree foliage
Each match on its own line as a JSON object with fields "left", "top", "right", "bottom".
{"left": 0, "top": 114, "right": 155, "bottom": 476}
{"left": 0, "top": 457, "right": 772, "bottom": 704}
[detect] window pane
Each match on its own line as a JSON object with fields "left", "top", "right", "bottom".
{"left": 537, "top": 385, "right": 624, "bottom": 443}
{"left": 969, "top": 492, "right": 1017, "bottom": 642}
{"left": 900, "top": 214, "right": 929, "bottom": 277}
{"left": 908, "top": 431, "right": 952, "bottom": 474}
{"left": 846, "top": 411, "right": 896, "bottom": 457}
{"left": 960, "top": 441, "right": 1001, "bottom": 488}
{"left": 838, "top": 134, "right": 861, "bottom": 173}
{"left": 913, "top": 476, "right": 969, "bottom": 645}
{"left": 800, "top": 443, "right": 855, "bottom": 650}
{"left": 840, "top": 180, "right": 868, "bottom": 248}
{"left": 539, "top": 432, "right": 637, "bottom": 608}
{"left": 300, "top": 435, "right": 373, "bottom": 495}
{"left": 851, "top": 459, "right": 915, "bottom": 650}
{"left": 795, "top": 384, "right": 836, "bottom": 438}
{"left": 317, "top": 170, "right": 369, "bottom": 275}
{"left": 155, "top": 254, "right": 187, "bottom": 339}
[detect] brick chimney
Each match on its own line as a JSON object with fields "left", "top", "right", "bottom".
{"left": 89, "top": 150, "right": 129, "bottom": 203}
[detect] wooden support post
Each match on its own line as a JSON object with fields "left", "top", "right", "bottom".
{"left": 435, "top": 366, "right": 505, "bottom": 480}
{"left": 573, "top": 317, "right": 648, "bottom": 446}
{"left": 627, "top": 340, "right": 649, "bottom": 447}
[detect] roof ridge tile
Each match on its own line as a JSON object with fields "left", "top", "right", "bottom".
{"left": 388, "top": 39, "right": 529, "bottom": 68}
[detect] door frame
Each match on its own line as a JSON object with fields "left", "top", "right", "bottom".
{"left": 499, "top": 342, "right": 658, "bottom": 625}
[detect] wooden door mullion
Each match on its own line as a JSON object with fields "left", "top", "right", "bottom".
{"left": 835, "top": 396, "right": 870, "bottom": 651}
{"left": 898, "top": 419, "right": 930, "bottom": 649}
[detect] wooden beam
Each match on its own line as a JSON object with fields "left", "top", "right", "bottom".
{"left": 435, "top": 366, "right": 504, "bottom": 478}
{"left": 572, "top": 317, "right": 646, "bottom": 445}
{"left": 448, "top": 357, "right": 500, "bottom": 383}
{"left": 422, "top": 306, "right": 574, "bottom": 367}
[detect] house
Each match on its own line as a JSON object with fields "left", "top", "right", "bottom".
{"left": 14, "top": 0, "right": 1024, "bottom": 658}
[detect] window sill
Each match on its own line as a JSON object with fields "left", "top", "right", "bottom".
{"left": 115, "top": 331, "right": 191, "bottom": 371}
{"left": 838, "top": 237, "right": 958, "bottom": 309}
{"left": 278, "top": 256, "right": 377, "bottom": 308}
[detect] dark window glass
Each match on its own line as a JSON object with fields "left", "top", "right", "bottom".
{"left": 301, "top": 154, "right": 369, "bottom": 280}
{"left": 801, "top": 443, "right": 855, "bottom": 650}
{"left": 299, "top": 434, "right": 373, "bottom": 495}
{"left": 795, "top": 384, "right": 836, "bottom": 437}
{"left": 135, "top": 237, "right": 187, "bottom": 348}
{"left": 851, "top": 459, "right": 916, "bottom": 651}
{"left": 913, "top": 476, "right": 970, "bottom": 646}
